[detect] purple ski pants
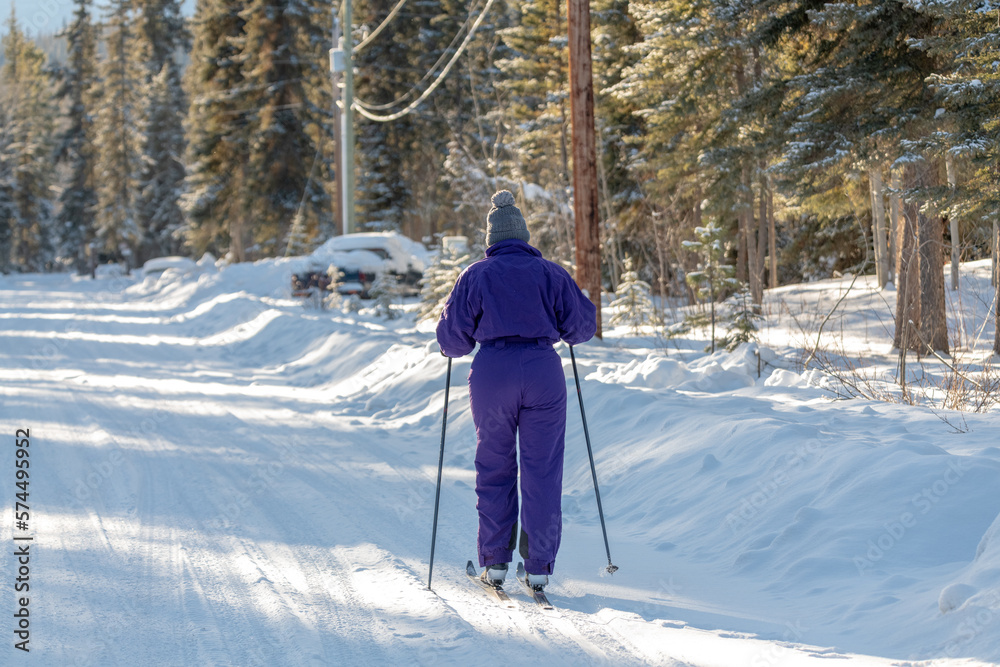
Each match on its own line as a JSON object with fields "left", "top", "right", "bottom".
{"left": 469, "top": 341, "right": 566, "bottom": 576}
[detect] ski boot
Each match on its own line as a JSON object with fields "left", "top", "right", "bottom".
{"left": 524, "top": 572, "right": 548, "bottom": 591}
{"left": 480, "top": 563, "right": 508, "bottom": 587}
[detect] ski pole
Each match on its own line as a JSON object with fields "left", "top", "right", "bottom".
{"left": 428, "top": 356, "right": 452, "bottom": 590}
{"left": 569, "top": 345, "right": 618, "bottom": 574}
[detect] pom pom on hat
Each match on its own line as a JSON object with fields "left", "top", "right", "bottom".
{"left": 486, "top": 190, "right": 530, "bottom": 247}
{"left": 491, "top": 190, "right": 516, "bottom": 208}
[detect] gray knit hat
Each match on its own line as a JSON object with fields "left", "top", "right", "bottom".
{"left": 485, "top": 190, "right": 530, "bottom": 247}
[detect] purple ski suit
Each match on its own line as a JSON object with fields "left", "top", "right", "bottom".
{"left": 436, "top": 239, "right": 596, "bottom": 575}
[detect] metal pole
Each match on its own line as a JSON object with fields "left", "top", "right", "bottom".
{"left": 330, "top": 12, "right": 344, "bottom": 234}
{"left": 342, "top": 0, "right": 356, "bottom": 235}
{"left": 428, "top": 357, "right": 452, "bottom": 590}
{"left": 569, "top": 345, "right": 617, "bottom": 574}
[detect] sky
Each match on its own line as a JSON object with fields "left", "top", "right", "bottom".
{"left": 2, "top": 0, "right": 196, "bottom": 36}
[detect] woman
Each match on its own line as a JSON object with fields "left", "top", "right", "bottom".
{"left": 436, "top": 190, "right": 597, "bottom": 590}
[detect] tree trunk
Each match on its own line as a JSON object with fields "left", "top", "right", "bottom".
{"left": 755, "top": 166, "right": 768, "bottom": 304}
{"left": 869, "top": 166, "right": 888, "bottom": 289}
{"left": 741, "top": 164, "right": 761, "bottom": 303}
{"left": 993, "top": 219, "right": 998, "bottom": 289}
{"left": 946, "top": 153, "right": 959, "bottom": 291}
{"left": 994, "top": 219, "right": 1000, "bottom": 355}
{"left": 919, "top": 212, "right": 950, "bottom": 354}
{"left": 889, "top": 168, "right": 901, "bottom": 284}
{"left": 893, "top": 166, "right": 920, "bottom": 351}
{"left": 768, "top": 174, "right": 777, "bottom": 289}
{"left": 737, "top": 213, "right": 748, "bottom": 284}
{"left": 908, "top": 160, "right": 949, "bottom": 355}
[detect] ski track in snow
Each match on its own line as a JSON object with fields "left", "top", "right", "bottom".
{"left": 0, "top": 268, "right": 998, "bottom": 666}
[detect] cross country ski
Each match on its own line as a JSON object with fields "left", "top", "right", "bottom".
{"left": 466, "top": 561, "right": 516, "bottom": 608}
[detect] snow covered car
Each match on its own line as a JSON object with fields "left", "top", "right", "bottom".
{"left": 291, "top": 265, "right": 332, "bottom": 298}
{"left": 310, "top": 232, "right": 429, "bottom": 298}
{"left": 140, "top": 256, "right": 198, "bottom": 280}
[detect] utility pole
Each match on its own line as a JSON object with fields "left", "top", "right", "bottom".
{"left": 334, "top": 0, "right": 356, "bottom": 235}
{"left": 568, "top": 0, "right": 602, "bottom": 337}
{"left": 330, "top": 11, "right": 344, "bottom": 234}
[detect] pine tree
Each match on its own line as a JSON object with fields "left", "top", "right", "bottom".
{"left": 436, "top": 3, "right": 514, "bottom": 241}
{"left": 93, "top": 0, "right": 143, "bottom": 266}
{"left": 609, "top": 256, "right": 657, "bottom": 334}
{"left": 182, "top": 0, "right": 251, "bottom": 260}
{"left": 592, "top": 0, "right": 645, "bottom": 288}
{"left": 134, "top": 0, "right": 190, "bottom": 262}
{"left": 1, "top": 10, "right": 57, "bottom": 272}
{"left": 236, "top": 0, "right": 332, "bottom": 257}
{"left": 369, "top": 269, "right": 400, "bottom": 319}
{"left": 911, "top": 0, "right": 1000, "bottom": 354}
{"left": 684, "top": 221, "right": 740, "bottom": 352}
{"left": 494, "top": 0, "right": 576, "bottom": 263}
{"left": 721, "top": 283, "right": 764, "bottom": 351}
{"left": 610, "top": 0, "right": 747, "bottom": 296}
{"left": 54, "top": 0, "right": 99, "bottom": 273}
{"left": 0, "top": 100, "right": 16, "bottom": 274}
{"left": 417, "top": 240, "right": 471, "bottom": 322}
{"left": 353, "top": 0, "right": 462, "bottom": 237}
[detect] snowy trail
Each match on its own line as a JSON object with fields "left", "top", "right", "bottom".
{"left": 1, "top": 271, "right": 997, "bottom": 665}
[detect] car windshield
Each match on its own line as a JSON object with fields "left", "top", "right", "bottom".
{"left": 360, "top": 248, "right": 390, "bottom": 260}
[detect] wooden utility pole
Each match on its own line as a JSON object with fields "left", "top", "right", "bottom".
{"left": 568, "top": 0, "right": 602, "bottom": 337}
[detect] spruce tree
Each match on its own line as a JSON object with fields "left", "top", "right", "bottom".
{"left": 417, "top": 241, "right": 471, "bottom": 322}
{"left": 93, "top": 0, "right": 143, "bottom": 266}
{"left": 611, "top": 0, "right": 747, "bottom": 293}
{"left": 236, "top": 0, "right": 332, "bottom": 256}
{"left": 134, "top": 0, "right": 190, "bottom": 261}
{"left": 609, "top": 257, "right": 657, "bottom": 334}
{"left": 684, "top": 221, "right": 740, "bottom": 352}
{"left": 913, "top": 0, "right": 1000, "bottom": 356}
{"left": 722, "top": 283, "right": 764, "bottom": 352}
{"left": 1, "top": 11, "right": 57, "bottom": 272}
{"left": 182, "top": 0, "right": 251, "bottom": 260}
{"left": 54, "top": 0, "right": 99, "bottom": 274}
{"left": 494, "top": 0, "right": 576, "bottom": 263}
{"left": 369, "top": 269, "right": 400, "bottom": 319}
{"left": 592, "top": 0, "right": 644, "bottom": 287}
{"left": 0, "top": 100, "right": 16, "bottom": 274}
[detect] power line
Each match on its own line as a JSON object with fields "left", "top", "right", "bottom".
{"left": 355, "top": 0, "right": 484, "bottom": 112}
{"left": 353, "top": 0, "right": 497, "bottom": 123}
{"left": 354, "top": 0, "right": 412, "bottom": 54}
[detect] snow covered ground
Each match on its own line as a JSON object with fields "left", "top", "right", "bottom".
{"left": 1, "top": 256, "right": 999, "bottom": 666}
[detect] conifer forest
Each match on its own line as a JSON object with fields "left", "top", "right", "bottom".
{"left": 2, "top": 0, "right": 1000, "bottom": 353}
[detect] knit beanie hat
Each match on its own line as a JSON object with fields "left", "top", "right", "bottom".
{"left": 485, "top": 190, "right": 530, "bottom": 247}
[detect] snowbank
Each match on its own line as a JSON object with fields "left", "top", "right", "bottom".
{"left": 3, "top": 256, "right": 1000, "bottom": 665}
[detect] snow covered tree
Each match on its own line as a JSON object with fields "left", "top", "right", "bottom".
{"left": 0, "top": 99, "right": 16, "bottom": 274}
{"left": 235, "top": 0, "right": 333, "bottom": 257}
{"left": 609, "top": 257, "right": 657, "bottom": 334}
{"left": 54, "top": 0, "right": 99, "bottom": 273}
{"left": 353, "top": 0, "right": 478, "bottom": 238}
{"left": 418, "top": 240, "right": 471, "bottom": 322}
{"left": 134, "top": 0, "right": 190, "bottom": 262}
{"left": 721, "top": 283, "right": 764, "bottom": 352}
{"left": 493, "top": 0, "right": 576, "bottom": 263}
{"left": 906, "top": 0, "right": 1000, "bottom": 354}
{"left": 1, "top": 11, "right": 57, "bottom": 272}
{"left": 93, "top": 0, "right": 143, "bottom": 266}
{"left": 369, "top": 270, "right": 400, "bottom": 320}
{"left": 182, "top": 0, "right": 251, "bottom": 260}
{"left": 592, "top": 0, "right": 644, "bottom": 288}
{"left": 684, "top": 221, "right": 739, "bottom": 353}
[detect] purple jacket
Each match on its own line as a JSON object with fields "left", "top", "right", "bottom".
{"left": 436, "top": 239, "right": 597, "bottom": 357}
